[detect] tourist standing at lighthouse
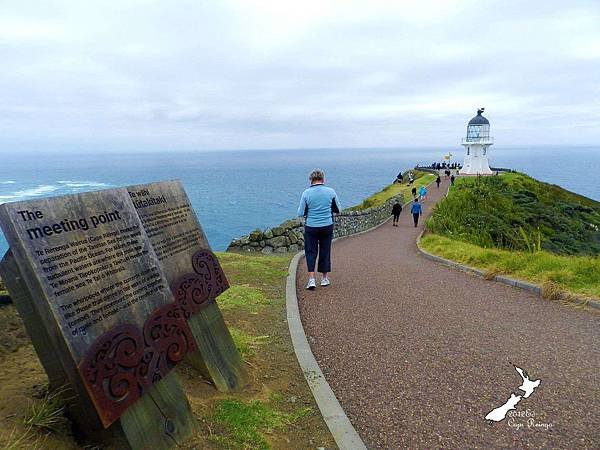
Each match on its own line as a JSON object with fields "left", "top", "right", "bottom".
{"left": 298, "top": 169, "right": 340, "bottom": 290}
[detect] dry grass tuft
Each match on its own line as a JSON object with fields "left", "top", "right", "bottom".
{"left": 541, "top": 281, "right": 563, "bottom": 301}
{"left": 23, "top": 385, "right": 72, "bottom": 433}
{"left": 483, "top": 267, "right": 503, "bottom": 280}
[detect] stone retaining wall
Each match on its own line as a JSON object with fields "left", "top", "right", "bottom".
{"left": 226, "top": 192, "right": 405, "bottom": 254}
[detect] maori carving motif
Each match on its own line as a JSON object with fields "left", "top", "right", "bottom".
{"left": 79, "top": 249, "right": 227, "bottom": 427}
{"left": 78, "top": 304, "right": 197, "bottom": 428}
{"left": 170, "top": 249, "right": 229, "bottom": 317}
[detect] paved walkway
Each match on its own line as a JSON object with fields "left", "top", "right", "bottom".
{"left": 297, "top": 178, "right": 599, "bottom": 449}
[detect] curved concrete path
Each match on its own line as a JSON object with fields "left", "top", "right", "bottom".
{"left": 297, "top": 178, "right": 599, "bottom": 449}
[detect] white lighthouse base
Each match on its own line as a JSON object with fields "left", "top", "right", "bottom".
{"left": 459, "top": 154, "right": 493, "bottom": 175}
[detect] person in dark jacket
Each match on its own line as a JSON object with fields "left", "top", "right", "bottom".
{"left": 391, "top": 201, "right": 402, "bottom": 227}
{"left": 297, "top": 169, "right": 340, "bottom": 290}
{"left": 450, "top": 174, "right": 456, "bottom": 185}
{"left": 411, "top": 186, "right": 417, "bottom": 198}
{"left": 410, "top": 198, "right": 422, "bottom": 227}
{"left": 436, "top": 175, "right": 441, "bottom": 188}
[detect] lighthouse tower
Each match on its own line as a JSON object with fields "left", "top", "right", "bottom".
{"left": 459, "top": 108, "right": 493, "bottom": 175}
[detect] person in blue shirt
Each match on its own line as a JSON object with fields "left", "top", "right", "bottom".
{"left": 410, "top": 198, "right": 423, "bottom": 227}
{"left": 419, "top": 185, "right": 427, "bottom": 202}
{"left": 297, "top": 169, "right": 340, "bottom": 290}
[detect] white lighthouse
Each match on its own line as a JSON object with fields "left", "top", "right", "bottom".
{"left": 459, "top": 108, "right": 493, "bottom": 175}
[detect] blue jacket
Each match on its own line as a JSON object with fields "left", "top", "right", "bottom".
{"left": 298, "top": 184, "right": 340, "bottom": 227}
{"left": 410, "top": 202, "right": 422, "bottom": 214}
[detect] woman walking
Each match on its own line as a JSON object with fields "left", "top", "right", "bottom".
{"left": 419, "top": 185, "right": 428, "bottom": 202}
{"left": 298, "top": 169, "right": 340, "bottom": 290}
{"left": 436, "top": 175, "right": 441, "bottom": 188}
{"left": 410, "top": 198, "right": 422, "bottom": 227}
{"left": 391, "top": 201, "right": 402, "bottom": 227}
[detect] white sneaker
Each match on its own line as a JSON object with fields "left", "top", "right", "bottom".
{"left": 320, "top": 278, "right": 331, "bottom": 287}
{"left": 306, "top": 278, "right": 316, "bottom": 290}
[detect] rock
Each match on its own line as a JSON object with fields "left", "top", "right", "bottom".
{"left": 261, "top": 246, "right": 274, "bottom": 254}
{"left": 275, "top": 246, "right": 288, "bottom": 253}
{"left": 281, "top": 219, "right": 300, "bottom": 230}
{"left": 249, "top": 241, "right": 260, "bottom": 247}
{"left": 288, "top": 244, "right": 299, "bottom": 252}
{"left": 249, "top": 229, "right": 263, "bottom": 242}
{"left": 271, "top": 226, "right": 285, "bottom": 237}
{"left": 259, "top": 240, "right": 265, "bottom": 246}
{"left": 289, "top": 233, "right": 298, "bottom": 244}
{"left": 267, "top": 235, "right": 287, "bottom": 248}
{"left": 264, "top": 229, "right": 273, "bottom": 239}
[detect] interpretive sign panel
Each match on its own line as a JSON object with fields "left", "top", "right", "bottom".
{"left": 127, "top": 180, "right": 228, "bottom": 310}
{"left": 0, "top": 189, "right": 197, "bottom": 428}
{"left": 127, "top": 181, "right": 245, "bottom": 390}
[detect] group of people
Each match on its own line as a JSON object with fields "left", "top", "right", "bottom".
{"left": 394, "top": 171, "right": 416, "bottom": 185}
{"left": 431, "top": 161, "right": 461, "bottom": 170}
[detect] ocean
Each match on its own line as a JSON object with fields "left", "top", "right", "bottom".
{"left": 0, "top": 146, "right": 599, "bottom": 256}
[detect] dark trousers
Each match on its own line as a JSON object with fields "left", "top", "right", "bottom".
{"left": 304, "top": 224, "right": 333, "bottom": 273}
{"left": 393, "top": 213, "right": 400, "bottom": 224}
{"left": 413, "top": 213, "right": 420, "bottom": 227}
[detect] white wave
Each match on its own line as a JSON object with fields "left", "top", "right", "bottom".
{"left": 0, "top": 185, "right": 60, "bottom": 202}
{"left": 57, "top": 180, "right": 110, "bottom": 188}
{"left": 0, "top": 180, "right": 16, "bottom": 184}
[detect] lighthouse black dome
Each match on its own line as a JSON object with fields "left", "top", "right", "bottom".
{"left": 468, "top": 108, "right": 489, "bottom": 125}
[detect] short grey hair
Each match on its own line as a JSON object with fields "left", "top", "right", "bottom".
{"left": 309, "top": 169, "right": 325, "bottom": 182}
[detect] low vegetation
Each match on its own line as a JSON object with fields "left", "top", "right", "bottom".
{"left": 210, "top": 398, "right": 311, "bottom": 449}
{"left": 427, "top": 173, "right": 600, "bottom": 255}
{"left": 0, "top": 277, "right": 9, "bottom": 298}
{"left": 0, "top": 252, "right": 335, "bottom": 449}
{"left": 420, "top": 232, "right": 600, "bottom": 300}
{"left": 348, "top": 170, "right": 436, "bottom": 211}
{"left": 23, "top": 386, "right": 72, "bottom": 433}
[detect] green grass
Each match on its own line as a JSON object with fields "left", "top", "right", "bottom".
{"left": 229, "top": 327, "right": 270, "bottom": 359}
{"left": 348, "top": 170, "right": 436, "bottom": 211}
{"left": 419, "top": 234, "right": 600, "bottom": 299}
{"left": 23, "top": 386, "right": 71, "bottom": 433}
{"left": 216, "top": 252, "right": 291, "bottom": 312}
{"left": 218, "top": 285, "right": 271, "bottom": 311}
{"left": 0, "top": 277, "right": 8, "bottom": 297}
{"left": 210, "top": 399, "right": 311, "bottom": 449}
{"left": 216, "top": 252, "right": 290, "bottom": 293}
{"left": 427, "top": 172, "right": 600, "bottom": 255}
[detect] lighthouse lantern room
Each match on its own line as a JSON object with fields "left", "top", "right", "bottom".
{"left": 459, "top": 108, "right": 493, "bottom": 175}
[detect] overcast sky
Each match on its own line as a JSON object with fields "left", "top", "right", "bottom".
{"left": 1, "top": 0, "right": 599, "bottom": 152}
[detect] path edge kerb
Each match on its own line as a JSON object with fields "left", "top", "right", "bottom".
{"left": 286, "top": 250, "right": 367, "bottom": 450}
{"left": 415, "top": 231, "right": 600, "bottom": 311}
{"left": 285, "top": 178, "right": 436, "bottom": 449}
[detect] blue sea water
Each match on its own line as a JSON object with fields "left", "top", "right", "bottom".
{"left": 0, "top": 146, "right": 599, "bottom": 257}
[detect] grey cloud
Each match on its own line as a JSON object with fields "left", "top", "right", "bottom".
{"left": 0, "top": 0, "right": 599, "bottom": 151}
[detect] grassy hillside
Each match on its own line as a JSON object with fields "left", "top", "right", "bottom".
{"left": 348, "top": 170, "right": 436, "bottom": 211}
{"left": 0, "top": 253, "right": 335, "bottom": 450}
{"left": 427, "top": 173, "right": 600, "bottom": 255}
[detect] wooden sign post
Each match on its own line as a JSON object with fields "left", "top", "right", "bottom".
{"left": 0, "top": 188, "right": 198, "bottom": 449}
{"left": 127, "top": 181, "right": 246, "bottom": 391}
